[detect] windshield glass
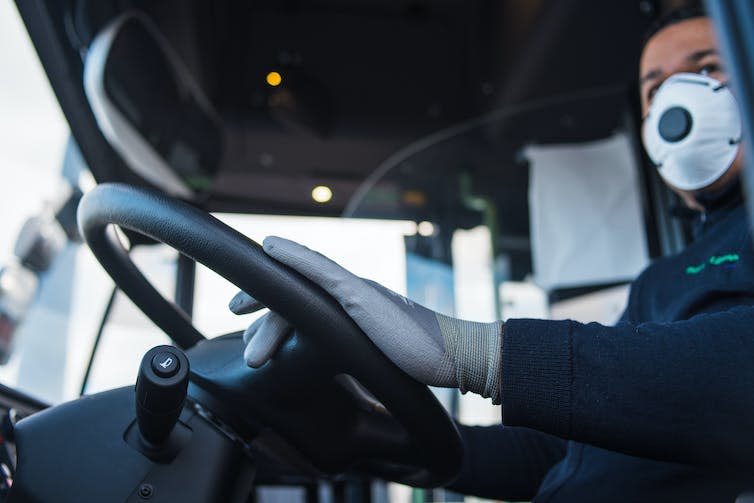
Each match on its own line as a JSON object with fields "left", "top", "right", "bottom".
{"left": 0, "top": 2, "right": 670, "bottom": 502}
{"left": 0, "top": 1, "right": 650, "bottom": 417}
{"left": 0, "top": 0, "right": 71, "bottom": 399}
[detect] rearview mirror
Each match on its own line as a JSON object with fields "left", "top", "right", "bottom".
{"left": 84, "top": 12, "right": 223, "bottom": 199}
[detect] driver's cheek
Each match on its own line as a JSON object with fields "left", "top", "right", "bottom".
{"left": 706, "top": 69, "right": 727, "bottom": 82}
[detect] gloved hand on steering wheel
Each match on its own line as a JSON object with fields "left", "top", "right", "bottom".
{"left": 229, "top": 236, "right": 504, "bottom": 404}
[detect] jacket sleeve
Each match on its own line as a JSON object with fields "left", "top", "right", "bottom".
{"left": 446, "top": 424, "right": 566, "bottom": 501}
{"left": 501, "top": 304, "right": 754, "bottom": 466}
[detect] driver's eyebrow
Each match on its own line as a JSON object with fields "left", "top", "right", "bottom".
{"left": 686, "top": 48, "right": 717, "bottom": 62}
{"left": 640, "top": 48, "right": 719, "bottom": 86}
{"left": 640, "top": 68, "right": 662, "bottom": 86}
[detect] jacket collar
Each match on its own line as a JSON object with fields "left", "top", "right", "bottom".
{"left": 671, "top": 178, "right": 745, "bottom": 240}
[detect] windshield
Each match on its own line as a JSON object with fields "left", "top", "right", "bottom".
{"left": 0, "top": 0, "right": 70, "bottom": 397}
{"left": 0, "top": 0, "right": 652, "bottom": 411}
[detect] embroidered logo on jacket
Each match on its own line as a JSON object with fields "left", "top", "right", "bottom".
{"left": 685, "top": 254, "right": 740, "bottom": 275}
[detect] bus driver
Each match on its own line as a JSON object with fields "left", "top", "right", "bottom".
{"left": 234, "top": 6, "right": 754, "bottom": 501}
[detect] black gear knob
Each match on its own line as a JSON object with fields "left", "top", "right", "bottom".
{"left": 135, "top": 345, "right": 189, "bottom": 447}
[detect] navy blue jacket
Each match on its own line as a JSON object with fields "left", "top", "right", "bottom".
{"left": 451, "top": 184, "right": 754, "bottom": 501}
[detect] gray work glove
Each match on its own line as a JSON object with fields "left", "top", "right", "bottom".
{"left": 229, "top": 236, "right": 504, "bottom": 404}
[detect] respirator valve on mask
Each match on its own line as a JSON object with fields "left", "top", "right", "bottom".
{"left": 658, "top": 106, "right": 693, "bottom": 143}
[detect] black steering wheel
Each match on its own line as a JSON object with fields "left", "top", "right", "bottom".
{"left": 77, "top": 183, "right": 462, "bottom": 488}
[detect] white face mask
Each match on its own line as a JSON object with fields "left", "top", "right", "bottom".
{"left": 642, "top": 72, "right": 742, "bottom": 191}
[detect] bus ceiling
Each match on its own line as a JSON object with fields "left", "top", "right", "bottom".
{"left": 15, "top": 0, "right": 663, "bottom": 219}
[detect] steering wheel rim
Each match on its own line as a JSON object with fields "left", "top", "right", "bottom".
{"left": 77, "top": 183, "right": 462, "bottom": 487}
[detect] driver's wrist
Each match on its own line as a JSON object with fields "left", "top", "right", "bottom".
{"left": 436, "top": 316, "right": 504, "bottom": 404}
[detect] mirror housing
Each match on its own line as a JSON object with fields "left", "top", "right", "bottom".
{"left": 84, "top": 12, "right": 223, "bottom": 200}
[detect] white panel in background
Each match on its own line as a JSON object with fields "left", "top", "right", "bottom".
{"left": 499, "top": 281, "right": 549, "bottom": 320}
{"left": 452, "top": 226, "right": 496, "bottom": 323}
{"left": 526, "top": 133, "right": 648, "bottom": 291}
{"left": 192, "top": 214, "right": 411, "bottom": 337}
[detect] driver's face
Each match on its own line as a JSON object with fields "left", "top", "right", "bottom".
{"left": 639, "top": 17, "right": 725, "bottom": 115}
{"left": 640, "top": 17, "right": 743, "bottom": 200}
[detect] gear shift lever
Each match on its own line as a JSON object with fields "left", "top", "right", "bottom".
{"left": 135, "top": 345, "right": 189, "bottom": 447}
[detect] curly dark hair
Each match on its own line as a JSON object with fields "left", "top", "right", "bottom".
{"left": 642, "top": 3, "right": 707, "bottom": 49}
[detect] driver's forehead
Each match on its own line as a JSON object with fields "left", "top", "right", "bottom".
{"left": 639, "top": 17, "right": 716, "bottom": 81}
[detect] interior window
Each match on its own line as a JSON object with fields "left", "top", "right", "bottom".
{"left": 0, "top": 1, "right": 72, "bottom": 403}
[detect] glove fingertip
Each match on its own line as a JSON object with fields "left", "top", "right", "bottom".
{"left": 263, "top": 235, "right": 314, "bottom": 261}
{"left": 261, "top": 236, "right": 276, "bottom": 249}
{"left": 262, "top": 236, "right": 287, "bottom": 254}
{"left": 244, "top": 342, "right": 268, "bottom": 368}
